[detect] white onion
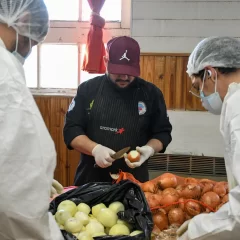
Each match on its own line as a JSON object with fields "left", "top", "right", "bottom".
{"left": 77, "top": 203, "right": 91, "bottom": 215}
{"left": 85, "top": 221, "right": 104, "bottom": 236}
{"left": 97, "top": 208, "right": 118, "bottom": 228}
{"left": 109, "top": 224, "right": 130, "bottom": 236}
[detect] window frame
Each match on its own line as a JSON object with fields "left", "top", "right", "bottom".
{"left": 27, "top": 0, "right": 131, "bottom": 95}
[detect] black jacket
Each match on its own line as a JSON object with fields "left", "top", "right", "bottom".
{"left": 64, "top": 75, "right": 172, "bottom": 151}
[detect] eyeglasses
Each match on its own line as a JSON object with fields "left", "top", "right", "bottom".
{"left": 189, "top": 86, "right": 201, "bottom": 98}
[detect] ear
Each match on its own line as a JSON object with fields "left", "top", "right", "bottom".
{"left": 205, "top": 66, "right": 216, "bottom": 81}
{"left": 207, "top": 70, "right": 212, "bottom": 77}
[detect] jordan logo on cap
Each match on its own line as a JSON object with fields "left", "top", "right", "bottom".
{"left": 119, "top": 50, "right": 130, "bottom": 61}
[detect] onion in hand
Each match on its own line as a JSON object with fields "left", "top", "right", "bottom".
{"left": 127, "top": 150, "right": 140, "bottom": 162}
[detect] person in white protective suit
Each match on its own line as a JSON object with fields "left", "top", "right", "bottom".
{"left": 0, "top": 0, "right": 64, "bottom": 239}
{"left": 177, "top": 36, "right": 240, "bottom": 240}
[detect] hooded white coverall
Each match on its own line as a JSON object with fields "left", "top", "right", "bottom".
{"left": 0, "top": 39, "right": 63, "bottom": 240}
{"left": 178, "top": 83, "right": 240, "bottom": 240}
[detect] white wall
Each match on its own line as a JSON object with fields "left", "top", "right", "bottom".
{"left": 166, "top": 111, "right": 224, "bottom": 157}
{"left": 131, "top": 0, "right": 229, "bottom": 157}
{"left": 131, "top": 0, "right": 240, "bottom": 53}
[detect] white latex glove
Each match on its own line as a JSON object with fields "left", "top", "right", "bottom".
{"left": 124, "top": 145, "right": 154, "bottom": 168}
{"left": 176, "top": 220, "right": 191, "bottom": 240}
{"left": 51, "top": 179, "right": 64, "bottom": 198}
{"left": 92, "top": 144, "right": 116, "bottom": 168}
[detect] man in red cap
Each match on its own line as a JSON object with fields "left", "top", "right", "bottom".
{"left": 63, "top": 36, "right": 172, "bottom": 185}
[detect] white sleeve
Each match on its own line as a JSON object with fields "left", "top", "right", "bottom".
{"left": 0, "top": 71, "right": 63, "bottom": 239}
{"left": 178, "top": 108, "right": 240, "bottom": 240}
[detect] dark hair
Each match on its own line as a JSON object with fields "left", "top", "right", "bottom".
{"left": 193, "top": 68, "right": 238, "bottom": 80}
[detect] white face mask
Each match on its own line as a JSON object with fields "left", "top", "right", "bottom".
{"left": 12, "top": 33, "right": 32, "bottom": 65}
{"left": 200, "top": 70, "right": 223, "bottom": 115}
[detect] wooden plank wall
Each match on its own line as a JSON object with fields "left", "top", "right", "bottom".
{"left": 34, "top": 54, "right": 204, "bottom": 186}
{"left": 34, "top": 96, "right": 81, "bottom": 187}
{"left": 140, "top": 54, "right": 204, "bottom": 111}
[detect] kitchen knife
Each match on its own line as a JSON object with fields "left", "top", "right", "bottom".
{"left": 94, "top": 146, "right": 130, "bottom": 168}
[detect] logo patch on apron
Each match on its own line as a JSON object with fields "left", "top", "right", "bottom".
{"left": 138, "top": 101, "right": 147, "bottom": 115}
{"left": 100, "top": 126, "right": 125, "bottom": 134}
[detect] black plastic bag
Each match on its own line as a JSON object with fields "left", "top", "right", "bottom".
{"left": 49, "top": 180, "right": 153, "bottom": 240}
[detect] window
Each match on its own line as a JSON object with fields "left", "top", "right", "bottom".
{"left": 44, "top": 0, "right": 121, "bottom": 21}
{"left": 24, "top": 46, "right": 38, "bottom": 88}
{"left": 44, "top": 0, "right": 79, "bottom": 21}
{"left": 40, "top": 44, "right": 78, "bottom": 88}
{"left": 23, "top": 0, "right": 130, "bottom": 92}
{"left": 82, "top": 0, "right": 121, "bottom": 21}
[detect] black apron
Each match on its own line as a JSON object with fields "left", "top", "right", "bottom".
{"left": 74, "top": 77, "right": 150, "bottom": 185}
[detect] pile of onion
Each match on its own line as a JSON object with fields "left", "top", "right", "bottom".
{"left": 135, "top": 172, "right": 229, "bottom": 234}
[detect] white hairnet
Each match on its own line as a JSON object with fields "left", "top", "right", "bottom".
{"left": 0, "top": 0, "right": 49, "bottom": 43}
{"left": 187, "top": 37, "right": 240, "bottom": 76}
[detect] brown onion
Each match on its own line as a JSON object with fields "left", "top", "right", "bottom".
{"left": 199, "top": 179, "right": 216, "bottom": 184}
{"left": 141, "top": 181, "right": 157, "bottom": 193}
{"left": 184, "top": 178, "right": 199, "bottom": 184}
{"left": 154, "top": 194, "right": 163, "bottom": 203}
{"left": 158, "top": 173, "right": 178, "bottom": 189}
{"left": 162, "top": 188, "right": 178, "bottom": 196}
{"left": 159, "top": 190, "right": 179, "bottom": 212}
{"left": 201, "top": 191, "right": 221, "bottom": 211}
{"left": 146, "top": 194, "right": 160, "bottom": 208}
{"left": 181, "top": 184, "right": 201, "bottom": 199}
{"left": 144, "top": 192, "right": 152, "bottom": 199}
{"left": 144, "top": 192, "right": 152, "bottom": 202}
{"left": 152, "top": 210, "right": 169, "bottom": 231}
{"left": 202, "top": 183, "right": 214, "bottom": 194}
{"left": 185, "top": 201, "right": 202, "bottom": 216}
{"left": 213, "top": 182, "right": 227, "bottom": 197}
{"left": 176, "top": 176, "right": 185, "bottom": 185}
{"left": 222, "top": 194, "right": 229, "bottom": 204}
{"left": 156, "top": 189, "right": 162, "bottom": 195}
{"left": 168, "top": 208, "right": 185, "bottom": 226}
{"left": 176, "top": 185, "right": 185, "bottom": 197}
{"left": 178, "top": 197, "right": 186, "bottom": 211}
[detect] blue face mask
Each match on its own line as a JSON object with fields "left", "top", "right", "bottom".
{"left": 12, "top": 33, "right": 32, "bottom": 65}
{"left": 200, "top": 70, "right": 223, "bottom": 115}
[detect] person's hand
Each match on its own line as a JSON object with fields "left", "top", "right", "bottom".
{"left": 51, "top": 179, "right": 64, "bottom": 198}
{"left": 176, "top": 220, "right": 191, "bottom": 239}
{"left": 92, "top": 144, "right": 116, "bottom": 168}
{"left": 124, "top": 145, "right": 154, "bottom": 168}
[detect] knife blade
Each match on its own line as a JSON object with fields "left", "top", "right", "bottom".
{"left": 94, "top": 146, "right": 130, "bottom": 168}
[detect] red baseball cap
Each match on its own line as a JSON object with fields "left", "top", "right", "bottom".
{"left": 106, "top": 36, "right": 140, "bottom": 77}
